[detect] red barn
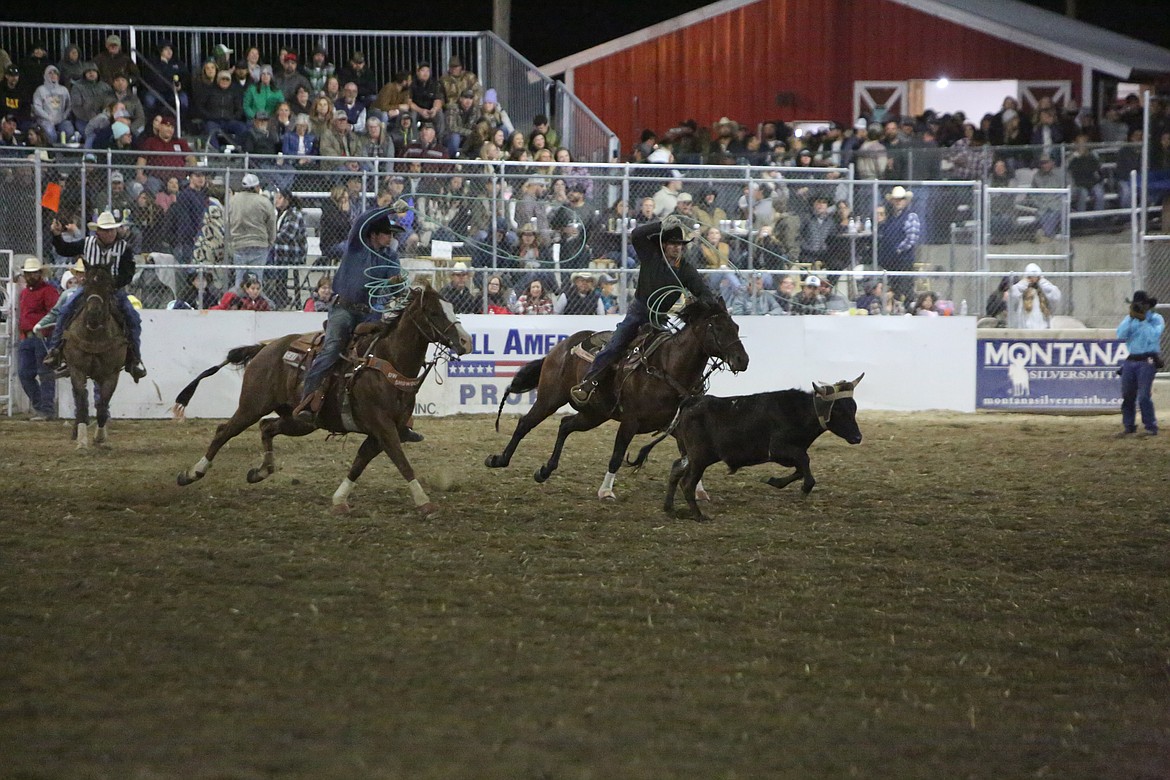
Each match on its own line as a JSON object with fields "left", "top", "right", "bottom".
{"left": 541, "top": 0, "right": 1170, "bottom": 149}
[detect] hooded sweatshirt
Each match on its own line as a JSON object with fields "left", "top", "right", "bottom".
{"left": 33, "top": 65, "right": 71, "bottom": 129}
{"left": 70, "top": 64, "right": 115, "bottom": 123}
{"left": 57, "top": 46, "right": 86, "bottom": 87}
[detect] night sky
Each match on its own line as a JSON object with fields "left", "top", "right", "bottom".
{"left": 6, "top": 0, "right": 1169, "bottom": 69}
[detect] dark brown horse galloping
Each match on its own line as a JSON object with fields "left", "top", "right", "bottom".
{"left": 174, "top": 283, "right": 471, "bottom": 515}
{"left": 485, "top": 298, "right": 749, "bottom": 499}
{"left": 62, "top": 264, "right": 127, "bottom": 450}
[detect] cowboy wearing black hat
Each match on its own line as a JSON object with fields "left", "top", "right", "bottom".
{"left": 571, "top": 215, "right": 717, "bottom": 404}
{"left": 1115, "top": 290, "right": 1164, "bottom": 437}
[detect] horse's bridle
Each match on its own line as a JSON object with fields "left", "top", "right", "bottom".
{"left": 699, "top": 314, "right": 745, "bottom": 375}
{"left": 83, "top": 293, "right": 108, "bottom": 330}
{"left": 407, "top": 301, "right": 464, "bottom": 359}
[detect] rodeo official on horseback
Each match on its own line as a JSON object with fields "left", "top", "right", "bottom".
{"left": 44, "top": 211, "right": 148, "bottom": 382}
{"left": 571, "top": 214, "right": 719, "bottom": 405}
{"left": 293, "top": 202, "right": 423, "bottom": 442}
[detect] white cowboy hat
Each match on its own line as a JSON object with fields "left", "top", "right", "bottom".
{"left": 70, "top": 258, "right": 86, "bottom": 273}
{"left": 571, "top": 271, "right": 595, "bottom": 282}
{"left": 886, "top": 186, "right": 914, "bottom": 201}
{"left": 87, "top": 211, "right": 123, "bottom": 230}
{"left": 450, "top": 261, "right": 470, "bottom": 273}
{"left": 21, "top": 256, "right": 44, "bottom": 273}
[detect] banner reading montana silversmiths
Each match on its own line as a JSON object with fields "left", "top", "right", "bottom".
{"left": 976, "top": 332, "right": 1125, "bottom": 411}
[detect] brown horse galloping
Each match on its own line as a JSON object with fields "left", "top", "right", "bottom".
{"left": 62, "top": 264, "right": 126, "bottom": 449}
{"left": 174, "top": 283, "right": 471, "bottom": 515}
{"left": 485, "top": 297, "right": 749, "bottom": 499}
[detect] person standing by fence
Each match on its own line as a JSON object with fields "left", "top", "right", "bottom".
{"left": 1115, "top": 291, "right": 1164, "bottom": 438}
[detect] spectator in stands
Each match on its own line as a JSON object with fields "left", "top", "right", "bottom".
{"left": 854, "top": 278, "right": 886, "bottom": 316}
{"left": 139, "top": 115, "right": 192, "bottom": 190}
{"left": 290, "top": 85, "right": 312, "bottom": 119}
{"left": 1099, "top": 104, "right": 1129, "bottom": 144}
{"left": 155, "top": 175, "right": 180, "bottom": 211}
{"left": 791, "top": 275, "right": 826, "bottom": 315}
{"left": 691, "top": 188, "right": 725, "bottom": 233}
{"left": 267, "top": 101, "right": 293, "bottom": 142}
{"left": 141, "top": 40, "right": 188, "bottom": 124}
{"left": 318, "top": 185, "right": 352, "bottom": 264}
{"left": 95, "top": 34, "right": 138, "bottom": 85}
{"left": 738, "top": 182, "right": 776, "bottom": 228}
{"left": 979, "top": 275, "right": 1012, "bottom": 327}
{"left": 987, "top": 158, "right": 1020, "bottom": 243}
{"left": 244, "top": 65, "right": 283, "bottom": 121}
{"left": 532, "top": 114, "right": 558, "bottom": 150}
{"left": 32, "top": 65, "right": 72, "bottom": 142}
{"left": 1009, "top": 263, "right": 1061, "bottom": 329}
{"left": 404, "top": 119, "right": 448, "bottom": 163}
{"left": 528, "top": 131, "right": 549, "bottom": 157}
{"left": 321, "top": 75, "right": 342, "bottom": 105}
{"left": 189, "top": 59, "right": 218, "bottom": 119}
{"left": 280, "top": 113, "right": 318, "bottom": 180}
{"left": 70, "top": 62, "right": 112, "bottom": 139}
{"left": 907, "top": 290, "right": 940, "bottom": 316}
{"left": 1028, "top": 155, "right": 1064, "bottom": 241}
{"left": 651, "top": 171, "right": 683, "bottom": 218}
{"left": 1066, "top": 134, "right": 1105, "bottom": 212}
{"left": 130, "top": 189, "right": 167, "bottom": 254}
{"left": 273, "top": 52, "right": 311, "bottom": 104}
{"left": 241, "top": 111, "right": 278, "bottom": 158}
{"left": 553, "top": 271, "right": 603, "bottom": 315}
{"left": 56, "top": 45, "right": 84, "bottom": 89}
{"left": 989, "top": 97, "right": 1030, "bottom": 146}
{"left": 773, "top": 273, "right": 798, "bottom": 313}
{"left": 440, "top": 55, "right": 480, "bottom": 106}
{"left": 96, "top": 120, "right": 135, "bottom": 153}
{"left": 730, "top": 272, "right": 783, "bottom": 315}
{"left": 0, "top": 65, "right": 32, "bottom": 130}
{"left": 229, "top": 59, "right": 253, "bottom": 98}
{"left": 265, "top": 188, "right": 306, "bottom": 308}
{"left": 438, "top": 261, "right": 479, "bottom": 314}
{"left": 410, "top": 62, "right": 444, "bottom": 133}
{"left": 799, "top": 196, "right": 837, "bottom": 269}
{"left": 319, "top": 109, "right": 362, "bottom": 170}
{"left": 444, "top": 88, "right": 481, "bottom": 158}
{"left": 1116, "top": 128, "right": 1143, "bottom": 209}
{"left": 360, "top": 116, "right": 391, "bottom": 160}
{"left": 1153, "top": 130, "right": 1170, "bottom": 171}
{"left": 484, "top": 275, "right": 513, "bottom": 314}
{"left": 513, "top": 177, "right": 551, "bottom": 240}
{"left": 697, "top": 226, "right": 729, "bottom": 269}
{"left": 226, "top": 172, "right": 276, "bottom": 289}
{"left": 390, "top": 111, "right": 418, "bottom": 158}
{"left": 479, "top": 88, "right": 513, "bottom": 135}
{"left": 177, "top": 268, "right": 221, "bottom": 309}
{"left": 876, "top": 186, "right": 920, "bottom": 304}
{"left": 210, "top": 43, "right": 233, "bottom": 74}
{"left": 513, "top": 277, "right": 554, "bottom": 315}
{"left": 200, "top": 70, "right": 246, "bottom": 150}
{"left": 1031, "top": 107, "right": 1063, "bottom": 162}
{"left": 213, "top": 273, "right": 273, "bottom": 311}
{"left": 240, "top": 46, "right": 262, "bottom": 83}
{"left": 337, "top": 52, "right": 377, "bottom": 108}
{"left": 304, "top": 275, "right": 333, "bottom": 313}
{"left": 335, "top": 82, "right": 367, "bottom": 132}
{"left": 306, "top": 48, "right": 335, "bottom": 96}
{"left": 170, "top": 168, "right": 210, "bottom": 263}
{"left": 854, "top": 124, "right": 887, "bottom": 180}
{"left": 373, "top": 70, "right": 411, "bottom": 123}
{"left": 309, "top": 95, "right": 334, "bottom": 138}
{"left": 110, "top": 74, "right": 144, "bottom": 135}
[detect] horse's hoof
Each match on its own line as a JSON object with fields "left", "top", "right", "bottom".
{"left": 695, "top": 488, "right": 711, "bottom": 502}
{"left": 692, "top": 512, "right": 713, "bottom": 523}
{"left": 331, "top": 502, "right": 351, "bottom": 516}
{"left": 75, "top": 441, "right": 88, "bottom": 451}
{"left": 177, "top": 471, "right": 198, "bottom": 487}
{"left": 94, "top": 428, "right": 107, "bottom": 445}
{"left": 484, "top": 454, "right": 501, "bottom": 468}
{"left": 533, "top": 468, "right": 549, "bottom": 484}
{"left": 246, "top": 467, "right": 269, "bottom": 484}
{"left": 416, "top": 502, "right": 439, "bottom": 517}
{"left": 598, "top": 488, "right": 616, "bottom": 500}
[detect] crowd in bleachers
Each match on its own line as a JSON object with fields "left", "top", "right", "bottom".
{"left": 3, "top": 34, "right": 1169, "bottom": 316}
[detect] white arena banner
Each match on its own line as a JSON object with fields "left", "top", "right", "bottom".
{"left": 58, "top": 312, "right": 977, "bottom": 419}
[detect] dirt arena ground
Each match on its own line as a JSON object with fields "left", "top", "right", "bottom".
{"left": 1, "top": 410, "right": 1168, "bottom": 779}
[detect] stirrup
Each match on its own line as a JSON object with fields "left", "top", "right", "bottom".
{"left": 571, "top": 379, "right": 598, "bottom": 404}
{"left": 293, "top": 389, "right": 323, "bottom": 423}
{"left": 128, "top": 361, "right": 147, "bottom": 382}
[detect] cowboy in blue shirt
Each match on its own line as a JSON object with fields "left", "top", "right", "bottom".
{"left": 1115, "top": 290, "right": 1164, "bottom": 437}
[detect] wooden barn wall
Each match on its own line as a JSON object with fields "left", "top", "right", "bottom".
{"left": 572, "top": 0, "right": 1084, "bottom": 148}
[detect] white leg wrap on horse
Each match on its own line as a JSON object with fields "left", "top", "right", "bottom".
{"left": 696, "top": 479, "right": 710, "bottom": 501}
{"left": 598, "top": 471, "right": 617, "bottom": 499}
{"left": 193, "top": 456, "right": 211, "bottom": 476}
{"left": 333, "top": 478, "right": 356, "bottom": 506}
{"left": 76, "top": 423, "right": 88, "bottom": 445}
{"left": 408, "top": 479, "right": 429, "bottom": 507}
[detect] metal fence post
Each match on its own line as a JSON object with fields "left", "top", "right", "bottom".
{"left": 33, "top": 156, "right": 44, "bottom": 264}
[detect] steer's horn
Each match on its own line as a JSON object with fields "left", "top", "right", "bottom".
{"left": 851, "top": 372, "right": 865, "bottom": 387}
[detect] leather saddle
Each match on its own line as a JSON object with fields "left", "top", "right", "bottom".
{"left": 282, "top": 321, "right": 386, "bottom": 373}
{"left": 570, "top": 324, "right": 672, "bottom": 370}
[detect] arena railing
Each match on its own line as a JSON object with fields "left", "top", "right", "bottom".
{"left": 0, "top": 22, "right": 617, "bottom": 164}
{"left": 0, "top": 148, "right": 1144, "bottom": 322}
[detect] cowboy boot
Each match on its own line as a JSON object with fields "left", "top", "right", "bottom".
{"left": 571, "top": 377, "right": 599, "bottom": 405}
{"left": 293, "top": 388, "right": 325, "bottom": 424}
{"left": 399, "top": 427, "right": 424, "bottom": 443}
{"left": 43, "top": 344, "right": 63, "bottom": 368}
{"left": 125, "top": 348, "right": 147, "bottom": 382}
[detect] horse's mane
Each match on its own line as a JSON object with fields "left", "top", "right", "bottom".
{"left": 676, "top": 296, "right": 724, "bottom": 327}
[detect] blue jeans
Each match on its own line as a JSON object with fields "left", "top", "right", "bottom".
{"left": 233, "top": 247, "right": 270, "bottom": 289}
{"left": 18, "top": 336, "right": 55, "bottom": 416}
{"left": 204, "top": 119, "right": 248, "bottom": 149}
{"left": 582, "top": 297, "right": 649, "bottom": 381}
{"left": 51, "top": 287, "right": 142, "bottom": 356}
{"left": 1120, "top": 357, "right": 1158, "bottom": 433}
{"left": 300, "top": 304, "right": 366, "bottom": 398}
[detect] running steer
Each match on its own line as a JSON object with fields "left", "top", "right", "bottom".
{"left": 628, "top": 375, "right": 864, "bottom": 521}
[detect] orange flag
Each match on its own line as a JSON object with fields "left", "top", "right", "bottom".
{"left": 41, "top": 182, "right": 61, "bottom": 212}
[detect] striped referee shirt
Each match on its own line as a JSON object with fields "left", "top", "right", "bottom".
{"left": 51, "top": 234, "right": 136, "bottom": 289}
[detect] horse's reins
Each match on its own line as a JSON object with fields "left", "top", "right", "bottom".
{"left": 352, "top": 301, "right": 463, "bottom": 390}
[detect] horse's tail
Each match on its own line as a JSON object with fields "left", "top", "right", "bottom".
{"left": 626, "top": 395, "right": 699, "bottom": 470}
{"left": 494, "top": 357, "right": 545, "bottom": 432}
{"left": 171, "top": 343, "right": 266, "bottom": 420}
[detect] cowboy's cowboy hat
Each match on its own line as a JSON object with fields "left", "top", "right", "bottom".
{"left": 87, "top": 211, "right": 124, "bottom": 230}
{"left": 21, "top": 256, "right": 44, "bottom": 273}
{"left": 886, "top": 186, "right": 914, "bottom": 201}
